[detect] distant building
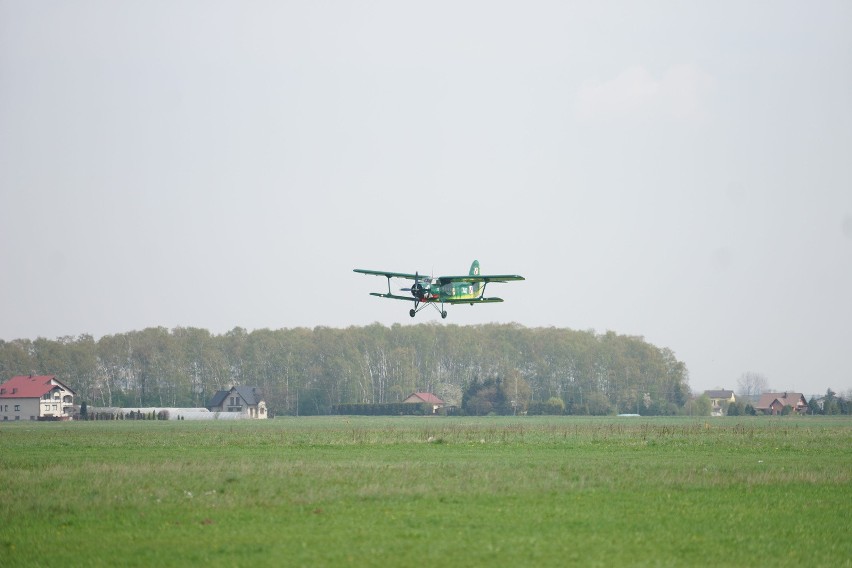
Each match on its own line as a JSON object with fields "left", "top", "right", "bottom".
{"left": 402, "top": 392, "right": 445, "bottom": 414}
{"left": 207, "top": 386, "right": 268, "bottom": 419}
{"left": 0, "top": 375, "right": 76, "bottom": 421}
{"left": 755, "top": 392, "right": 808, "bottom": 415}
{"left": 704, "top": 390, "right": 736, "bottom": 416}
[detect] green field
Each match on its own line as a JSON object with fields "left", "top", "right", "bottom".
{"left": 1, "top": 416, "right": 850, "bottom": 567}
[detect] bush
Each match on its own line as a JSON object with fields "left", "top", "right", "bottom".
{"left": 727, "top": 401, "right": 745, "bottom": 416}
{"left": 527, "top": 397, "right": 565, "bottom": 415}
{"left": 461, "top": 377, "right": 512, "bottom": 416}
{"left": 583, "top": 391, "right": 613, "bottom": 416}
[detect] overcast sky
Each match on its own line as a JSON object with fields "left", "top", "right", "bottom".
{"left": 1, "top": 1, "right": 850, "bottom": 396}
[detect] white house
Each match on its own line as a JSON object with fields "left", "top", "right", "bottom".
{"left": 0, "top": 375, "right": 76, "bottom": 421}
{"left": 207, "top": 386, "right": 268, "bottom": 419}
{"left": 704, "top": 390, "right": 736, "bottom": 416}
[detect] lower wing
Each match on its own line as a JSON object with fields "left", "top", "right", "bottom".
{"left": 369, "top": 293, "right": 503, "bottom": 304}
{"left": 444, "top": 297, "right": 504, "bottom": 304}
{"left": 369, "top": 293, "right": 416, "bottom": 301}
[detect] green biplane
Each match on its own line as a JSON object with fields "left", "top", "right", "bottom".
{"left": 354, "top": 260, "right": 524, "bottom": 319}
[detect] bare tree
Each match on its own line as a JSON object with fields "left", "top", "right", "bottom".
{"left": 737, "top": 372, "right": 769, "bottom": 398}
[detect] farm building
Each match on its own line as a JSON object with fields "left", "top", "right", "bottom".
{"left": 0, "top": 375, "right": 76, "bottom": 421}
{"left": 402, "top": 392, "right": 445, "bottom": 413}
{"left": 207, "top": 386, "right": 268, "bottom": 419}
{"left": 755, "top": 392, "right": 808, "bottom": 415}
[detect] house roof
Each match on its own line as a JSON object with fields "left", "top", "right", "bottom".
{"left": 208, "top": 390, "right": 229, "bottom": 408}
{"left": 705, "top": 390, "right": 735, "bottom": 399}
{"left": 755, "top": 392, "right": 807, "bottom": 410}
{"left": 234, "top": 386, "right": 263, "bottom": 406}
{"left": 405, "top": 392, "right": 445, "bottom": 405}
{"left": 208, "top": 386, "right": 264, "bottom": 408}
{"left": 0, "top": 375, "right": 76, "bottom": 398}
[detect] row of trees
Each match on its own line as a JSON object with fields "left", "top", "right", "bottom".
{"left": 79, "top": 402, "right": 173, "bottom": 421}
{"left": 0, "top": 324, "right": 691, "bottom": 415}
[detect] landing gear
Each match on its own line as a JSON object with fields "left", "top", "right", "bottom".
{"left": 409, "top": 300, "right": 448, "bottom": 319}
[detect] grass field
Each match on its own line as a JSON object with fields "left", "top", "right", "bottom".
{"left": 1, "top": 416, "right": 850, "bottom": 567}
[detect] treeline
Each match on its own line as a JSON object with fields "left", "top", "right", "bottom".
{"left": 0, "top": 324, "right": 690, "bottom": 415}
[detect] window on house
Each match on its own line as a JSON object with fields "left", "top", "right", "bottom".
{"left": 14, "top": 405, "right": 20, "bottom": 411}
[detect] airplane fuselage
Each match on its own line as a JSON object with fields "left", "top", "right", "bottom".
{"left": 418, "top": 280, "right": 482, "bottom": 303}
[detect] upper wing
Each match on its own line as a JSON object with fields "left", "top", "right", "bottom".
{"left": 354, "top": 269, "right": 423, "bottom": 280}
{"left": 435, "top": 274, "right": 525, "bottom": 285}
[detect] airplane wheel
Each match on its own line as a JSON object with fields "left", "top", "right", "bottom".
{"left": 409, "top": 309, "right": 416, "bottom": 318}
{"left": 441, "top": 311, "right": 447, "bottom": 319}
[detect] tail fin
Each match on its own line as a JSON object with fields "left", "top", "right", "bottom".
{"left": 470, "top": 260, "right": 482, "bottom": 295}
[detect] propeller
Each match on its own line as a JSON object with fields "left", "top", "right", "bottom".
{"left": 401, "top": 272, "right": 428, "bottom": 299}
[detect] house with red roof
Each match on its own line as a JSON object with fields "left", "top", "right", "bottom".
{"left": 402, "top": 392, "right": 445, "bottom": 413}
{"left": 0, "top": 375, "right": 77, "bottom": 421}
{"left": 755, "top": 392, "right": 808, "bottom": 415}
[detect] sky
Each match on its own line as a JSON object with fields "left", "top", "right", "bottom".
{"left": 1, "top": 1, "right": 850, "bottom": 397}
